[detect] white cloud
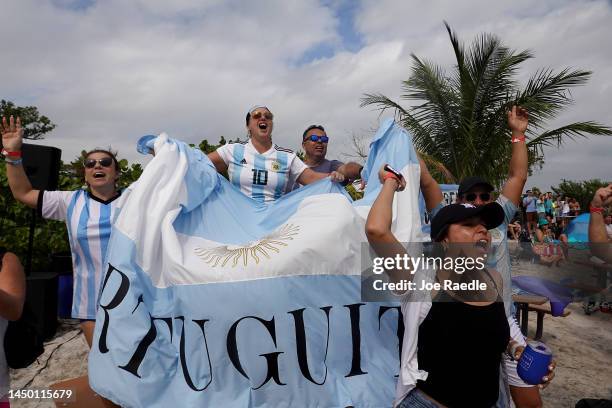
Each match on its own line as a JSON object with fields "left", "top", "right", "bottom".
{"left": 1, "top": 0, "right": 610, "bottom": 189}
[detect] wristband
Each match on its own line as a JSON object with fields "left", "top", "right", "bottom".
{"left": 5, "top": 158, "right": 23, "bottom": 166}
{"left": 383, "top": 172, "right": 400, "bottom": 183}
{"left": 511, "top": 134, "right": 526, "bottom": 143}
{"left": 590, "top": 206, "right": 604, "bottom": 214}
{"left": 383, "top": 173, "right": 403, "bottom": 191}
{"left": 1, "top": 148, "right": 22, "bottom": 158}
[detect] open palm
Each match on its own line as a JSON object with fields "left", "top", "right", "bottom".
{"left": 1, "top": 116, "right": 24, "bottom": 152}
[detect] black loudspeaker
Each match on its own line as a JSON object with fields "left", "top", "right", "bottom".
{"left": 50, "top": 252, "right": 73, "bottom": 276}
{"left": 21, "top": 143, "right": 62, "bottom": 191}
{"left": 25, "top": 272, "right": 59, "bottom": 340}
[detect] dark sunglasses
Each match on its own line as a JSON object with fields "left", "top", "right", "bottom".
{"left": 84, "top": 157, "right": 114, "bottom": 169}
{"left": 462, "top": 192, "right": 491, "bottom": 202}
{"left": 251, "top": 111, "right": 274, "bottom": 120}
{"left": 305, "top": 135, "right": 329, "bottom": 143}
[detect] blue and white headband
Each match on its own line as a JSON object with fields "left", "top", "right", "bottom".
{"left": 248, "top": 105, "right": 270, "bottom": 114}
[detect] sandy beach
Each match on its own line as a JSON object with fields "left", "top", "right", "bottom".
{"left": 8, "top": 247, "right": 612, "bottom": 407}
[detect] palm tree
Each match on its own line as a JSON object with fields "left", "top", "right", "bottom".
{"left": 361, "top": 22, "right": 612, "bottom": 187}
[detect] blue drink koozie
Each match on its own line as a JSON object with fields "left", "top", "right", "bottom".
{"left": 517, "top": 341, "right": 553, "bottom": 385}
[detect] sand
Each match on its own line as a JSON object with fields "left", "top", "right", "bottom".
{"left": 8, "top": 247, "right": 612, "bottom": 407}
{"left": 9, "top": 321, "right": 88, "bottom": 408}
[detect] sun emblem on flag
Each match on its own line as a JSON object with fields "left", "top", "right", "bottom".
{"left": 271, "top": 161, "right": 281, "bottom": 171}
{"left": 194, "top": 224, "right": 300, "bottom": 267}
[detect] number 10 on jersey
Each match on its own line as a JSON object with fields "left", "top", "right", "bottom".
{"left": 252, "top": 169, "right": 268, "bottom": 185}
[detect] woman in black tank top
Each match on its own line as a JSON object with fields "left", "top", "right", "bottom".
{"left": 415, "top": 268, "right": 509, "bottom": 407}
{"left": 366, "top": 168, "right": 515, "bottom": 407}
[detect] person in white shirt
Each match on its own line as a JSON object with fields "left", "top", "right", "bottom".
{"left": 208, "top": 106, "right": 347, "bottom": 203}
{"left": 0, "top": 250, "right": 25, "bottom": 405}
{"left": 2, "top": 116, "right": 124, "bottom": 347}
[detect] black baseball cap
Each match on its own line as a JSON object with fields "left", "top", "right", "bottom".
{"left": 457, "top": 176, "right": 494, "bottom": 197}
{"left": 430, "top": 202, "right": 505, "bottom": 241}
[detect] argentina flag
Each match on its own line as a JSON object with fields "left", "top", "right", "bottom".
{"left": 88, "top": 119, "right": 424, "bottom": 407}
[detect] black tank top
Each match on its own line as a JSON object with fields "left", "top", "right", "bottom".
{"left": 416, "top": 271, "right": 510, "bottom": 407}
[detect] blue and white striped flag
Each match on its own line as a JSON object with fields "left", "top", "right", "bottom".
{"left": 89, "top": 119, "right": 424, "bottom": 407}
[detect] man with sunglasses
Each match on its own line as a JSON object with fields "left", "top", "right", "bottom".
{"left": 454, "top": 107, "right": 553, "bottom": 408}
{"left": 293, "top": 125, "right": 362, "bottom": 189}
{"left": 1, "top": 115, "right": 124, "bottom": 348}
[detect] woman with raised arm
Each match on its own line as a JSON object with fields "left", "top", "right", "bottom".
{"left": 2, "top": 116, "right": 122, "bottom": 347}
{"left": 366, "top": 164, "right": 555, "bottom": 407}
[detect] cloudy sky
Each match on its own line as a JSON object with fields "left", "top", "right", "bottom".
{"left": 2, "top": 0, "right": 611, "bottom": 190}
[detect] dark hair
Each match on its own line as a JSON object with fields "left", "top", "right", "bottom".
{"left": 433, "top": 225, "right": 450, "bottom": 242}
{"left": 302, "top": 124, "right": 325, "bottom": 140}
{"left": 85, "top": 148, "right": 120, "bottom": 171}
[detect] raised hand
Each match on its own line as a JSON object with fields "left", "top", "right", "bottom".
{"left": 591, "top": 184, "right": 612, "bottom": 208}
{"left": 507, "top": 105, "right": 528, "bottom": 135}
{"left": 377, "top": 164, "right": 406, "bottom": 191}
{"left": 1, "top": 116, "right": 24, "bottom": 152}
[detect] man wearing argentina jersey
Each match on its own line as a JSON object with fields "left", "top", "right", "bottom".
{"left": 208, "top": 106, "right": 348, "bottom": 202}
{"left": 2, "top": 114, "right": 123, "bottom": 348}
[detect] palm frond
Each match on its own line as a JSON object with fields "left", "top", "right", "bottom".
{"left": 527, "top": 121, "right": 612, "bottom": 149}
{"left": 360, "top": 93, "right": 409, "bottom": 118}
{"left": 517, "top": 68, "right": 592, "bottom": 126}
{"left": 403, "top": 55, "right": 461, "bottom": 173}
{"left": 444, "top": 21, "right": 470, "bottom": 93}
{"left": 360, "top": 93, "right": 439, "bottom": 161}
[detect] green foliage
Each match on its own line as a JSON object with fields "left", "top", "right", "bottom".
{"left": 197, "top": 136, "right": 226, "bottom": 154}
{"left": 361, "top": 22, "right": 612, "bottom": 188}
{"left": 0, "top": 100, "right": 56, "bottom": 140}
{"left": 551, "top": 179, "right": 611, "bottom": 214}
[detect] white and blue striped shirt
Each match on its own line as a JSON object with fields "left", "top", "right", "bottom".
{"left": 216, "top": 140, "right": 307, "bottom": 202}
{"left": 39, "top": 189, "right": 124, "bottom": 319}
